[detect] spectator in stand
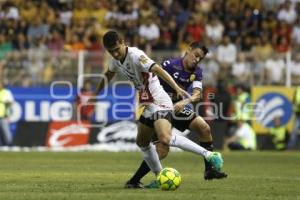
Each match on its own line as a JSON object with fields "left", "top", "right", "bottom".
{"left": 201, "top": 56, "right": 220, "bottom": 87}
{"left": 290, "top": 54, "right": 300, "bottom": 84}
{"left": 157, "top": 0, "right": 173, "bottom": 24}
{"left": 232, "top": 53, "right": 251, "bottom": 83}
{"left": 27, "top": 16, "right": 49, "bottom": 47}
{"left": 124, "top": 19, "right": 139, "bottom": 47}
{"left": 59, "top": 3, "right": 73, "bottom": 27}
{"left": 20, "top": 1, "right": 38, "bottom": 24}
{"left": 262, "top": 0, "right": 284, "bottom": 11}
{"left": 0, "top": 34, "right": 13, "bottom": 60}
{"left": 216, "top": 35, "right": 237, "bottom": 78}
{"left": 139, "top": 0, "right": 156, "bottom": 20}
{"left": 253, "top": 35, "right": 274, "bottom": 61}
{"left": 104, "top": 3, "right": 120, "bottom": 29}
{"left": 292, "top": 17, "right": 300, "bottom": 51}
{"left": 252, "top": 35, "right": 274, "bottom": 84}
{"left": 239, "top": 6, "right": 262, "bottom": 38}
{"left": 205, "top": 15, "right": 224, "bottom": 44}
{"left": 12, "top": 33, "right": 29, "bottom": 51}
{"left": 184, "top": 14, "right": 206, "bottom": 43}
{"left": 0, "top": 1, "right": 19, "bottom": 20}
{"left": 225, "top": 19, "right": 240, "bottom": 43}
{"left": 42, "top": 56, "right": 54, "bottom": 85}
{"left": 117, "top": 1, "right": 138, "bottom": 28}
{"left": 275, "top": 36, "right": 290, "bottom": 53}
{"left": 47, "top": 29, "right": 64, "bottom": 52}
{"left": 138, "top": 16, "right": 160, "bottom": 49}
{"left": 89, "top": 1, "right": 108, "bottom": 27}
{"left": 264, "top": 54, "right": 285, "bottom": 85}
{"left": 68, "top": 34, "right": 85, "bottom": 53}
{"left": 239, "top": 35, "right": 255, "bottom": 53}
{"left": 272, "top": 20, "right": 292, "bottom": 51}
{"left": 72, "top": 0, "right": 89, "bottom": 24}
{"left": 39, "top": 1, "right": 56, "bottom": 26}
{"left": 277, "top": 0, "right": 297, "bottom": 24}
{"left": 173, "top": 0, "right": 191, "bottom": 27}
{"left": 263, "top": 10, "right": 278, "bottom": 38}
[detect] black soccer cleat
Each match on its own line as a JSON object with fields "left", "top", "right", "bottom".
{"left": 124, "top": 180, "right": 144, "bottom": 189}
{"left": 204, "top": 169, "right": 228, "bottom": 180}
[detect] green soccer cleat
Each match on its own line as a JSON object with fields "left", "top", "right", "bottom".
{"left": 207, "top": 152, "right": 224, "bottom": 171}
{"left": 144, "top": 180, "right": 160, "bottom": 189}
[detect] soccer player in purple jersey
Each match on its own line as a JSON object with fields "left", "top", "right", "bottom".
{"left": 125, "top": 42, "right": 228, "bottom": 189}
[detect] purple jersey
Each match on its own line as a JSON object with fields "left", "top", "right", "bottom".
{"left": 160, "top": 58, "right": 203, "bottom": 101}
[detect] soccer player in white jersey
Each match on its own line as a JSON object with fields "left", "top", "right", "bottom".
{"left": 93, "top": 31, "right": 223, "bottom": 185}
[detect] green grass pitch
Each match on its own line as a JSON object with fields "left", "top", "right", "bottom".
{"left": 0, "top": 151, "right": 300, "bottom": 200}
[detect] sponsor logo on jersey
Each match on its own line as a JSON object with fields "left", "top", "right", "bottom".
{"left": 139, "top": 55, "right": 148, "bottom": 65}
{"left": 189, "top": 74, "right": 196, "bottom": 81}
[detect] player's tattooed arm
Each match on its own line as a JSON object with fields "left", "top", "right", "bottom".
{"left": 150, "top": 64, "right": 191, "bottom": 99}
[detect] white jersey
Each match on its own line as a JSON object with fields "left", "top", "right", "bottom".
{"left": 108, "top": 47, "right": 173, "bottom": 117}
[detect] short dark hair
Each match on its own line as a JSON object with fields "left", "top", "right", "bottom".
{"left": 103, "top": 30, "right": 121, "bottom": 48}
{"left": 189, "top": 42, "right": 208, "bottom": 55}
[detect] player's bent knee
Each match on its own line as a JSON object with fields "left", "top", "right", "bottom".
{"left": 156, "top": 143, "right": 169, "bottom": 159}
{"left": 158, "top": 134, "right": 171, "bottom": 146}
{"left": 202, "top": 123, "right": 211, "bottom": 136}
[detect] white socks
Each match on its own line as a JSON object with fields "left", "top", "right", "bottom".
{"left": 140, "top": 143, "right": 162, "bottom": 175}
{"left": 169, "top": 132, "right": 212, "bottom": 159}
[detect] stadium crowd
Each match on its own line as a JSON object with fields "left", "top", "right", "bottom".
{"left": 0, "top": 0, "right": 300, "bottom": 86}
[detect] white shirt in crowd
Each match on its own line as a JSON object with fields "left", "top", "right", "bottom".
{"left": 216, "top": 44, "right": 237, "bottom": 64}
{"left": 232, "top": 62, "right": 250, "bottom": 77}
{"left": 139, "top": 23, "right": 160, "bottom": 41}
{"left": 292, "top": 24, "right": 300, "bottom": 44}
{"left": 265, "top": 58, "right": 285, "bottom": 83}
{"left": 290, "top": 60, "right": 300, "bottom": 76}
{"left": 277, "top": 6, "right": 297, "bottom": 24}
{"left": 205, "top": 23, "right": 224, "bottom": 43}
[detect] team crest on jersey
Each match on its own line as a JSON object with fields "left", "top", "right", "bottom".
{"left": 190, "top": 74, "right": 196, "bottom": 81}
{"left": 139, "top": 55, "right": 148, "bottom": 65}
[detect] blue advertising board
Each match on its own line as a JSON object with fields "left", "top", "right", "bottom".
{"left": 9, "top": 86, "right": 136, "bottom": 133}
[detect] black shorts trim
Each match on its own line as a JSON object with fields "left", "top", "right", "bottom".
{"left": 139, "top": 110, "right": 172, "bottom": 128}
{"left": 172, "top": 107, "right": 197, "bottom": 132}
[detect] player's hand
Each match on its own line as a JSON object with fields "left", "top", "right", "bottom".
{"left": 175, "top": 87, "right": 191, "bottom": 100}
{"left": 174, "top": 101, "right": 185, "bottom": 113}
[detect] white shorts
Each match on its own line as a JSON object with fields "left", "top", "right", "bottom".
{"left": 139, "top": 76, "right": 173, "bottom": 118}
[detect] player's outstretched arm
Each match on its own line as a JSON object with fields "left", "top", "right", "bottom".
{"left": 94, "top": 70, "right": 115, "bottom": 96}
{"left": 174, "top": 89, "right": 201, "bottom": 112}
{"left": 150, "top": 64, "right": 190, "bottom": 99}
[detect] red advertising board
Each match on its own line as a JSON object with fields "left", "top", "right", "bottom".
{"left": 46, "top": 121, "right": 90, "bottom": 147}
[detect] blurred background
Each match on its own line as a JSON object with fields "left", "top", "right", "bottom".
{"left": 0, "top": 0, "right": 299, "bottom": 151}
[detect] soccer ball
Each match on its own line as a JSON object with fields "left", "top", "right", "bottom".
{"left": 157, "top": 167, "right": 182, "bottom": 190}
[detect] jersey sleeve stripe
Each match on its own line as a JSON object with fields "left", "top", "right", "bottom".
{"left": 148, "top": 63, "right": 156, "bottom": 72}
